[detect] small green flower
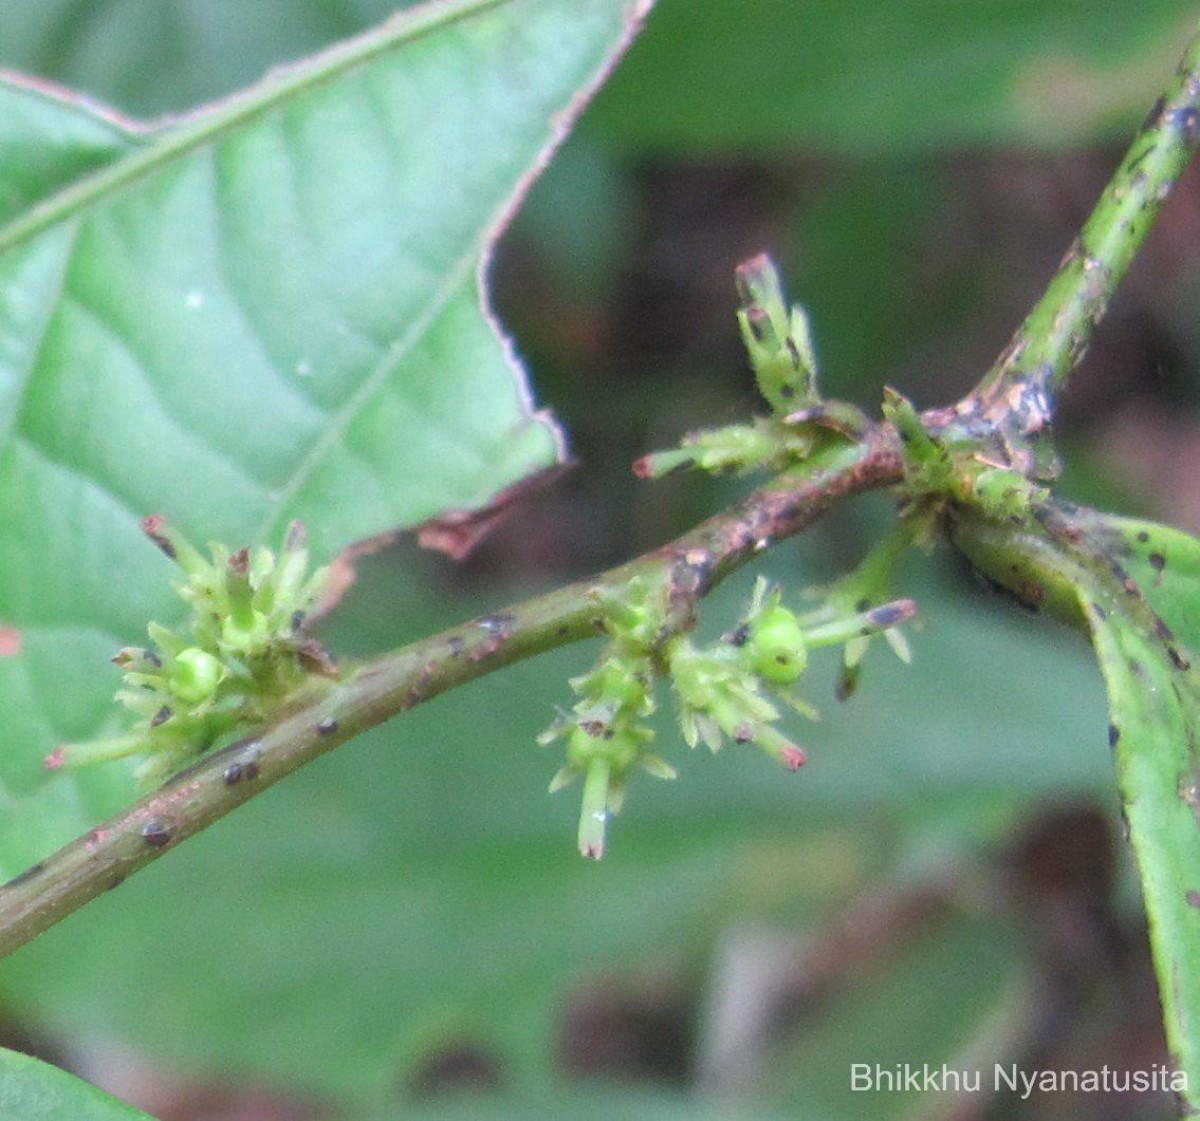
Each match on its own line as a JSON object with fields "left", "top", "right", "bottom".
{"left": 739, "top": 579, "right": 809, "bottom": 684}
{"left": 542, "top": 716, "right": 675, "bottom": 860}
{"left": 170, "top": 647, "right": 226, "bottom": 704}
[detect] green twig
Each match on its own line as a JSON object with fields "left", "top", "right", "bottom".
{"left": 0, "top": 433, "right": 901, "bottom": 959}
{"left": 927, "top": 19, "right": 1200, "bottom": 478}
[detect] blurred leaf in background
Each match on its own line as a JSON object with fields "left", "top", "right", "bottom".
{"left": 0, "top": 2, "right": 1196, "bottom": 1120}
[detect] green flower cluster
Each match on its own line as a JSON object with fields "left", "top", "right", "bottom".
{"left": 664, "top": 579, "right": 817, "bottom": 774}
{"left": 545, "top": 574, "right": 914, "bottom": 858}
{"left": 47, "top": 517, "right": 332, "bottom": 785}
{"left": 539, "top": 578, "right": 676, "bottom": 859}
{"left": 633, "top": 253, "right": 869, "bottom": 480}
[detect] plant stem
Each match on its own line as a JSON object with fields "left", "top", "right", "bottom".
{"left": 928, "top": 19, "right": 1200, "bottom": 477}
{"left": 0, "top": 432, "right": 901, "bottom": 959}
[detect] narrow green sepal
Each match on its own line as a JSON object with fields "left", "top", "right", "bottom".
{"left": 884, "top": 627, "right": 913, "bottom": 664}
{"left": 140, "top": 515, "right": 208, "bottom": 575}
{"left": 638, "top": 752, "right": 678, "bottom": 781}
{"left": 45, "top": 733, "right": 148, "bottom": 769}
{"left": 548, "top": 764, "right": 577, "bottom": 794}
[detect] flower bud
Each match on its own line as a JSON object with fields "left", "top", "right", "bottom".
{"left": 747, "top": 605, "right": 808, "bottom": 684}
{"left": 171, "top": 647, "right": 225, "bottom": 704}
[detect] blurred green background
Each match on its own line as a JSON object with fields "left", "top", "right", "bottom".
{"left": 2, "top": 2, "right": 1200, "bottom": 1119}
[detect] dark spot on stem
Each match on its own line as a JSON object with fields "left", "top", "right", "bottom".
{"left": 150, "top": 705, "right": 172, "bottom": 728}
{"left": 1017, "top": 583, "right": 1045, "bottom": 609}
{"left": 291, "top": 610, "right": 306, "bottom": 632}
{"left": 727, "top": 623, "right": 750, "bottom": 647}
{"left": 1173, "top": 105, "right": 1200, "bottom": 147}
{"left": 1109, "top": 561, "right": 1142, "bottom": 600}
{"left": 317, "top": 717, "right": 338, "bottom": 736}
{"left": 1, "top": 862, "right": 45, "bottom": 890}
{"left": 1169, "top": 646, "right": 1191, "bottom": 672}
{"left": 1187, "top": 890, "right": 1200, "bottom": 909}
{"left": 222, "top": 742, "right": 261, "bottom": 783}
{"left": 448, "top": 635, "right": 466, "bottom": 656}
{"left": 1090, "top": 602, "right": 1108, "bottom": 622}
{"left": 1178, "top": 773, "right": 1200, "bottom": 823}
{"left": 1149, "top": 551, "right": 1166, "bottom": 573}
{"left": 1142, "top": 95, "right": 1166, "bottom": 131}
{"left": 105, "top": 873, "right": 125, "bottom": 892}
{"left": 1108, "top": 723, "right": 1120, "bottom": 747}
{"left": 140, "top": 820, "right": 172, "bottom": 848}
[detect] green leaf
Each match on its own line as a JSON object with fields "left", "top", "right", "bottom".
{"left": 0, "top": 1047, "right": 152, "bottom": 1120}
{"left": 0, "top": 83, "right": 142, "bottom": 226}
{"left": 1075, "top": 511, "right": 1200, "bottom": 652}
{"left": 1084, "top": 572, "right": 1200, "bottom": 1107}
{"left": 955, "top": 500, "right": 1200, "bottom": 1107}
{"left": 586, "top": 0, "right": 1197, "bottom": 153}
{"left": 0, "top": 0, "right": 650, "bottom": 869}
